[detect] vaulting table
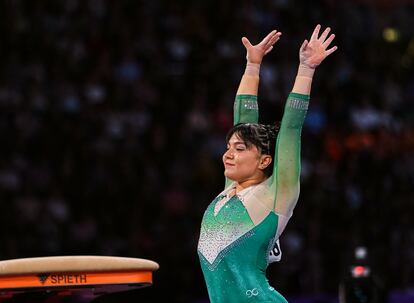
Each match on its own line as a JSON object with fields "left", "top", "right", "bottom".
{"left": 0, "top": 256, "right": 159, "bottom": 302}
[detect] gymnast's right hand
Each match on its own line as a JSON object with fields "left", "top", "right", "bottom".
{"left": 241, "top": 30, "right": 282, "bottom": 64}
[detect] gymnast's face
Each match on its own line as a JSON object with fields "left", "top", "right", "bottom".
{"left": 223, "top": 133, "right": 269, "bottom": 183}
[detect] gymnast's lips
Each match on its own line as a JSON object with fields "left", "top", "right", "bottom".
{"left": 224, "top": 162, "right": 235, "bottom": 167}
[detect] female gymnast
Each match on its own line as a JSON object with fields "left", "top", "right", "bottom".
{"left": 197, "top": 24, "right": 337, "bottom": 303}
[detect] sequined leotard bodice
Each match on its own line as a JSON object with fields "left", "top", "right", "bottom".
{"left": 198, "top": 192, "right": 287, "bottom": 303}
{"left": 197, "top": 93, "right": 309, "bottom": 303}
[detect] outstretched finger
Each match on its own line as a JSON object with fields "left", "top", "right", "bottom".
{"left": 260, "top": 30, "right": 277, "bottom": 46}
{"left": 266, "top": 32, "right": 281, "bottom": 48}
{"left": 319, "top": 27, "right": 331, "bottom": 42}
{"left": 272, "top": 32, "right": 282, "bottom": 42}
{"left": 323, "top": 33, "right": 336, "bottom": 48}
{"left": 300, "top": 39, "right": 308, "bottom": 52}
{"left": 264, "top": 45, "right": 274, "bottom": 55}
{"left": 325, "top": 45, "right": 338, "bottom": 56}
{"left": 242, "top": 37, "right": 253, "bottom": 50}
{"left": 310, "top": 24, "right": 321, "bottom": 41}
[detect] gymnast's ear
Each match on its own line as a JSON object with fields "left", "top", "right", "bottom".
{"left": 259, "top": 155, "right": 272, "bottom": 170}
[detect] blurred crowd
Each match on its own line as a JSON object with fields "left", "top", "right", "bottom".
{"left": 0, "top": 0, "right": 413, "bottom": 302}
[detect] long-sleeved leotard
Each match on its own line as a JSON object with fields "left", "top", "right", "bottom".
{"left": 198, "top": 92, "right": 309, "bottom": 303}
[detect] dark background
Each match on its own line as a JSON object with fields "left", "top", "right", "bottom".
{"left": 0, "top": 0, "right": 413, "bottom": 302}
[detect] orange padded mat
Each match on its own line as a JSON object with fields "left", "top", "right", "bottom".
{"left": 0, "top": 256, "right": 159, "bottom": 302}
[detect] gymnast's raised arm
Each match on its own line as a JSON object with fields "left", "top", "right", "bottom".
{"left": 224, "top": 30, "right": 282, "bottom": 189}
{"left": 270, "top": 24, "right": 337, "bottom": 216}
{"left": 233, "top": 30, "right": 281, "bottom": 124}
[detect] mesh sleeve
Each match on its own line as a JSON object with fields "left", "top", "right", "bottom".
{"left": 270, "top": 92, "right": 309, "bottom": 216}
{"left": 233, "top": 94, "right": 259, "bottom": 125}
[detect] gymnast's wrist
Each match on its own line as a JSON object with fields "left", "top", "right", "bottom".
{"left": 297, "top": 64, "right": 315, "bottom": 78}
{"left": 244, "top": 62, "right": 261, "bottom": 77}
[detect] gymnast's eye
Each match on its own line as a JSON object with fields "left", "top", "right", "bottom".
{"left": 235, "top": 144, "right": 246, "bottom": 151}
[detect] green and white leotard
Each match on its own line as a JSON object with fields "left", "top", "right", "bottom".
{"left": 198, "top": 93, "right": 309, "bottom": 303}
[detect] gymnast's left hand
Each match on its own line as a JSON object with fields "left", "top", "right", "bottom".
{"left": 299, "top": 24, "right": 338, "bottom": 69}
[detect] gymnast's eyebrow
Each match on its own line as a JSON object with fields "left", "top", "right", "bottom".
{"left": 227, "top": 140, "right": 246, "bottom": 146}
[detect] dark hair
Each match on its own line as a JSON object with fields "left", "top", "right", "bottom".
{"left": 225, "top": 123, "right": 280, "bottom": 177}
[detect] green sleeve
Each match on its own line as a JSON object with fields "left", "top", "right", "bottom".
{"left": 233, "top": 94, "right": 259, "bottom": 125}
{"left": 270, "top": 92, "right": 309, "bottom": 215}
{"left": 225, "top": 94, "right": 259, "bottom": 189}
